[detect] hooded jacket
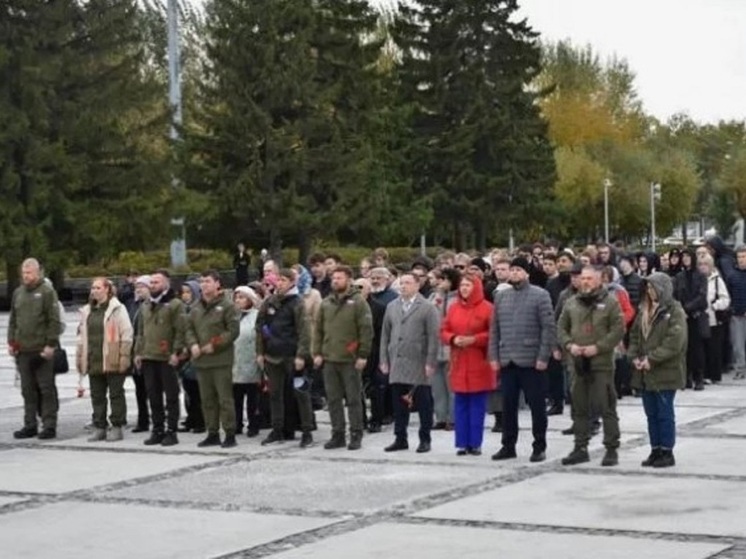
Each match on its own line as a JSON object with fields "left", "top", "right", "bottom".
{"left": 706, "top": 236, "right": 736, "bottom": 279}
{"left": 440, "top": 276, "right": 495, "bottom": 393}
{"left": 673, "top": 249, "right": 708, "bottom": 318}
{"left": 628, "top": 273, "right": 687, "bottom": 391}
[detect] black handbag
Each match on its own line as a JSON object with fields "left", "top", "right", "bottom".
{"left": 53, "top": 347, "right": 69, "bottom": 374}
{"left": 714, "top": 278, "right": 732, "bottom": 325}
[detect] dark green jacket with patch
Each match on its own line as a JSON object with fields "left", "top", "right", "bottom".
{"left": 185, "top": 293, "right": 240, "bottom": 370}
{"left": 628, "top": 273, "right": 687, "bottom": 392}
{"left": 8, "top": 280, "right": 62, "bottom": 352}
{"left": 134, "top": 290, "right": 185, "bottom": 361}
{"left": 558, "top": 288, "right": 625, "bottom": 375}
{"left": 313, "top": 287, "right": 373, "bottom": 363}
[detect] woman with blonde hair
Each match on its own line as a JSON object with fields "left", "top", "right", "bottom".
{"left": 698, "top": 253, "right": 731, "bottom": 384}
{"left": 77, "top": 278, "right": 134, "bottom": 442}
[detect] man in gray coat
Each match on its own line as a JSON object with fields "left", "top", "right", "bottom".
{"left": 489, "top": 257, "right": 556, "bottom": 463}
{"left": 380, "top": 272, "right": 441, "bottom": 453}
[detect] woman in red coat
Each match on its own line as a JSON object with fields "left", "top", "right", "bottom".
{"left": 440, "top": 275, "right": 494, "bottom": 455}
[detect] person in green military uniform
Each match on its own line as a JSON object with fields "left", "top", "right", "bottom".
{"left": 186, "top": 270, "right": 240, "bottom": 448}
{"left": 313, "top": 265, "right": 373, "bottom": 451}
{"left": 559, "top": 266, "right": 625, "bottom": 467}
{"left": 8, "top": 258, "right": 63, "bottom": 440}
{"left": 628, "top": 272, "right": 687, "bottom": 468}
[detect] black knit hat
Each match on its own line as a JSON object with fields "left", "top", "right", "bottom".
{"left": 510, "top": 256, "right": 531, "bottom": 274}
{"left": 470, "top": 257, "right": 488, "bottom": 273}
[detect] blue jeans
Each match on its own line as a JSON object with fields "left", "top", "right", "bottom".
{"left": 501, "top": 364, "right": 547, "bottom": 452}
{"left": 454, "top": 391, "right": 488, "bottom": 449}
{"left": 641, "top": 390, "right": 676, "bottom": 449}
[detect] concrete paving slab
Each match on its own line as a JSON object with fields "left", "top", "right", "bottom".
{"left": 416, "top": 472, "right": 746, "bottom": 537}
{"left": 0, "top": 449, "right": 224, "bottom": 493}
{"left": 266, "top": 522, "right": 730, "bottom": 559}
{"left": 702, "top": 413, "right": 746, "bottom": 436}
{"left": 0, "top": 502, "right": 334, "bottom": 559}
{"left": 107, "top": 456, "right": 499, "bottom": 514}
{"left": 0, "top": 496, "right": 25, "bottom": 507}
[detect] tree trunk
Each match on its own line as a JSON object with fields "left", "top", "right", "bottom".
{"left": 298, "top": 231, "right": 312, "bottom": 268}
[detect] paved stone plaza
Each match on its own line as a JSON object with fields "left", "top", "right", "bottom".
{"left": 0, "top": 310, "right": 744, "bottom": 558}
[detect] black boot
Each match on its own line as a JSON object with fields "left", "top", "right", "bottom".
{"left": 13, "top": 426, "right": 38, "bottom": 439}
{"left": 161, "top": 431, "right": 179, "bottom": 447}
{"left": 38, "top": 428, "right": 56, "bottom": 440}
{"left": 323, "top": 432, "right": 346, "bottom": 450}
{"left": 300, "top": 431, "right": 313, "bottom": 448}
{"left": 261, "top": 430, "right": 284, "bottom": 446}
{"left": 384, "top": 439, "right": 408, "bottom": 452}
{"left": 561, "top": 426, "right": 574, "bottom": 436}
{"left": 348, "top": 431, "right": 363, "bottom": 451}
{"left": 198, "top": 433, "right": 221, "bottom": 447}
{"left": 546, "top": 404, "right": 563, "bottom": 416}
{"left": 561, "top": 447, "right": 590, "bottom": 466}
{"left": 221, "top": 434, "right": 237, "bottom": 449}
{"left": 601, "top": 448, "right": 618, "bottom": 467}
{"left": 143, "top": 431, "right": 164, "bottom": 446}
{"left": 641, "top": 447, "right": 662, "bottom": 467}
{"left": 652, "top": 449, "right": 675, "bottom": 468}
{"left": 491, "top": 446, "right": 517, "bottom": 461}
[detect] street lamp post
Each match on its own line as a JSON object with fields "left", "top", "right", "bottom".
{"left": 603, "top": 178, "right": 611, "bottom": 243}
{"left": 168, "top": 0, "right": 187, "bottom": 268}
{"left": 651, "top": 182, "right": 662, "bottom": 252}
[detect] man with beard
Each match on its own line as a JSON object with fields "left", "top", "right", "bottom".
{"left": 314, "top": 266, "right": 374, "bottom": 450}
{"left": 134, "top": 270, "right": 185, "bottom": 446}
{"left": 489, "top": 257, "right": 556, "bottom": 463}
{"left": 559, "top": 266, "right": 625, "bottom": 466}
{"left": 363, "top": 268, "right": 398, "bottom": 433}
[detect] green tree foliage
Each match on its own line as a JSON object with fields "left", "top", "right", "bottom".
{"left": 0, "top": 0, "right": 171, "bottom": 288}
{"left": 393, "top": 0, "right": 556, "bottom": 251}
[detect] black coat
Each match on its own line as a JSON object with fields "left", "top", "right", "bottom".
{"left": 620, "top": 271, "right": 643, "bottom": 309}
{"left": 673, "top": 269, "right": 708, "bottom": 318}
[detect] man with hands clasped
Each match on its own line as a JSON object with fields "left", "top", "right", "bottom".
{"left": 379, "top": 272, "right": 441, "bottom": 453}
{"left": 488, "top": 257, "right": 556, "bottom": 463}
{"left": 186, "top": 270, "right": 240, "bottom": 449}
{"left": 313, "top": 266, "right": 373, "bottom": 451}
{"left": 558, "top": 266, "right": 625, "bottom": 467}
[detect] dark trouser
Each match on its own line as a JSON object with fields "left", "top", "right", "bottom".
{"left": 17, "top": 353, "right": 57, "bottom": 430}
{"left": 454, "top": 391, "right": 488, "bottom": 449}
{"left": 642, "top": 390, "right": 676, "bottom": 449}
{"left": 233, "top": 382, "right": 261, "bottom": 433}
{"left": 614, "top": 355, "right": 632, "bottom": 397}
{"left": 686, "top": 319, "right": 706, "bottom": 385}
{"left": 265, "top": 359, "right": 314, "bottom": 433}
{"left": 182, "top": 377, "right": 204, "bottom": 430}
{"left": 132, "top": 370, "right": 149, "bottom": 428}
{"left": 323, "top": 361, "right": 364, "bottom": 435}
{"left": 571, "top": 370, "right": 619, "bottom": 450}
{"left": 722, "top": 318, "right": 733, "bottom": 370}
{"left": 392, "top": 383, "right": 433, "bottom": 444}
{"left": 547, "top": 357, "right": 564, "bottom": 407}
{"left": 142, "top": 360, "right": 180, "bottom": 433}
{"left": 705, "top": 324, "right": 725, "bottom": 382}
{"left": 197, "top": 367, "right": 236, "bottom": 436}
{"left": 365, "top": 368, "right": 389, "bottom": 427}
{"left": 310, "top": 366, "right": 326, "bottom": 409}
{"left": 89, "top": 373, "right": 127, "bottom": 428}
{"left": 501, "top": 364, "right": 547, "bottom": 452}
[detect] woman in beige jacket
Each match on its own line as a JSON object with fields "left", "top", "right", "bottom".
{"left": 77, "top": 278, "right": 133, "bottom": 442}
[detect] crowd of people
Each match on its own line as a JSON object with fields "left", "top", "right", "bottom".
{"left": 7, "top": 236, "right": 746, "bottom": 469}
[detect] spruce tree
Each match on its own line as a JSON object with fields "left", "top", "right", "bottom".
{"left": 393, "top": 0, "right": 556, "bottom": 249}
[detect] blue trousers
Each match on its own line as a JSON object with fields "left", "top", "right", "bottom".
{"left": 642, "top": 390, "right": 677, "bottom": 449}
{"left": 454, "top": 391, "right": 488, "bottom": 449}
{"left": 501, "top": 364, "right": 548, "bottom": 452}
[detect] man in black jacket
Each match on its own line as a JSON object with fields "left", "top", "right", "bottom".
{"left": 619, "top": 255, "right": 643, "bottom": 309}
{"left": 674, "top": 248, "right": 709, "bottom": 391}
